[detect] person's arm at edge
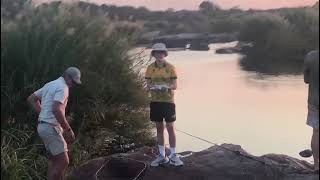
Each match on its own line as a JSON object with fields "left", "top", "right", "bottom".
{"left": 304, "top": 54, "right": 310, "bottom": 84}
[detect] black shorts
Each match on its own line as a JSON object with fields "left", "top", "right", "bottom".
{"left": 150, "top": 102, "right": 176, "bottom": 123}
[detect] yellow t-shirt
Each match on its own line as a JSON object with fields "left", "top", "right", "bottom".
{"left": 145, "top": 62, "right": 177, "bottom": 103}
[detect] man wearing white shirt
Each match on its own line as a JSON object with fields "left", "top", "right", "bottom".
{"left": 27, "top": 67, "right": 81, "bottom": 180}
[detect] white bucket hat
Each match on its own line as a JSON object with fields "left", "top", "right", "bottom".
{"left": 151, "top": 43, "right": 168, "bottom": 56}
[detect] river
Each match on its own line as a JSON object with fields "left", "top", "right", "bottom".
{"left": 137, "top": 42, "right": 312, "bottom": 160}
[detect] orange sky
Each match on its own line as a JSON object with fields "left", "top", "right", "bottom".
{"left": 34, "top": 0, "right": 318, "bottom": 10}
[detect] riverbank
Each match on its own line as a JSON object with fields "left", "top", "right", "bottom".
{"left": 69, "top": 144, "right": 318, "bottom": 180}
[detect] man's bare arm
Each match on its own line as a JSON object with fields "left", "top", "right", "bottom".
{"left": 27, "top": 94, "right": 41, "bottom": 114}
{"left": 304, "top": 59, "right": 310, "bottom": 84}
{"left": 52, "top": 101, "right": 71, "bottom": 131}
{"left": 146, "top": 79, "right": 154, "bottom": 90}
{"left": 170, "top": 79, "right": 177, "bottom": 90}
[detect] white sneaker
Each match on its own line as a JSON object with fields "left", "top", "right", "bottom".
{"left": 169, "top": 154, "right": 184, "bottom": 166}
{"left": 151, "top": 155, "right": 169, "bottom": 167}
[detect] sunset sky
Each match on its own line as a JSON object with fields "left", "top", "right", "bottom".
{"left": 34, "top": 0, "right": 318, "bottom": 10}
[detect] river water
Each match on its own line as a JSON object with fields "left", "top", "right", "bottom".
{"left": 137, "top": 42, "right": 312, "bottom": 160}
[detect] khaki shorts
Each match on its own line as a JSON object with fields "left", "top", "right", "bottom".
{"left": 307, "top": 104, "right": 319, "bottom": 129}
{"left": 37, "top": 123, "right": 68, "bottom": 156}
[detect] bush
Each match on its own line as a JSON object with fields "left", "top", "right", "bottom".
{"left": 1, "top": 128, "right": 47, "bottom": 180}
{"left": 239, "top": 13, "right": 291, "bottom": 45}
{"left": 280, "top": 8, "right": 319, "bottom": 49}
{"left": 238, "top": 8, "right": 319, "bottom": 74}
{"left": 210, "top": 17, "right": 242, "bottom": 33}
{"left": 1, "top": 1, "right": 154, "bottom": 179}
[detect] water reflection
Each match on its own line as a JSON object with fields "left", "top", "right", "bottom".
{"left": 136, "top": 43, "right": 311, "bottom": 160}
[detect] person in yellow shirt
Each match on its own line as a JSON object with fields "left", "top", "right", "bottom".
{"left": 145, "top": 43, "right": 183, "bottom": 167}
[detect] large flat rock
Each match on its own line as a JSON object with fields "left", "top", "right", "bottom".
{"left": 69, "top": 144, "right": 319, "bottom": 180}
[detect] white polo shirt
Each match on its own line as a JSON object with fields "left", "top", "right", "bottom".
{"left": 34, "top": 77, "right": 69, "bottom": 125}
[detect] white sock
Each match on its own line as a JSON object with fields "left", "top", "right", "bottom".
{"left": 158, "top": 145, "right": 166, "bottom": 157}
{"left": 170, "top": 147, "right": 176, "bottom": 155}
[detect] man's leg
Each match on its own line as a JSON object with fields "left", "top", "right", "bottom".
{"left": 166, "top": 122, "right": 183, "bottom": 166}
{"left": 47, "top": 155, "right": 53, "bottom": 178}
{"left": 166, "top": 122, "right": 176, "bottom": 155}
{"left": 151, "top": 121, "right": 169, "bottom": 167}
{"left": 312, "top": 128, "right": 319, "bottom": 170}
{"left": 47, "top": 152, "right": 69, "bottom": 180}
{"left": 156, "top": 122, "right": 166, "bottom": 156}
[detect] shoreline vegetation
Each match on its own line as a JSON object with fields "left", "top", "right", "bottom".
{"left": 1, "top": 1, "right": 155, "bottom": 179}
{"left": 1, "top": 0, "right": 319, "bottom": 179}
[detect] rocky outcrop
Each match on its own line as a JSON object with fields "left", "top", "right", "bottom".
{"left": 216, "top": 42, "right": 253, "bottom": 54}
{"left": 189, "top": 42, "right": 210, "bottom": 51}
{"left": 148, "top": 33, "right": 238, "bottom": 48}
{"left": 216, "top": 48, "right": 240, "bottom": 54}
{"left": 69, "top": 144, "right": 319, "bottom": 180}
